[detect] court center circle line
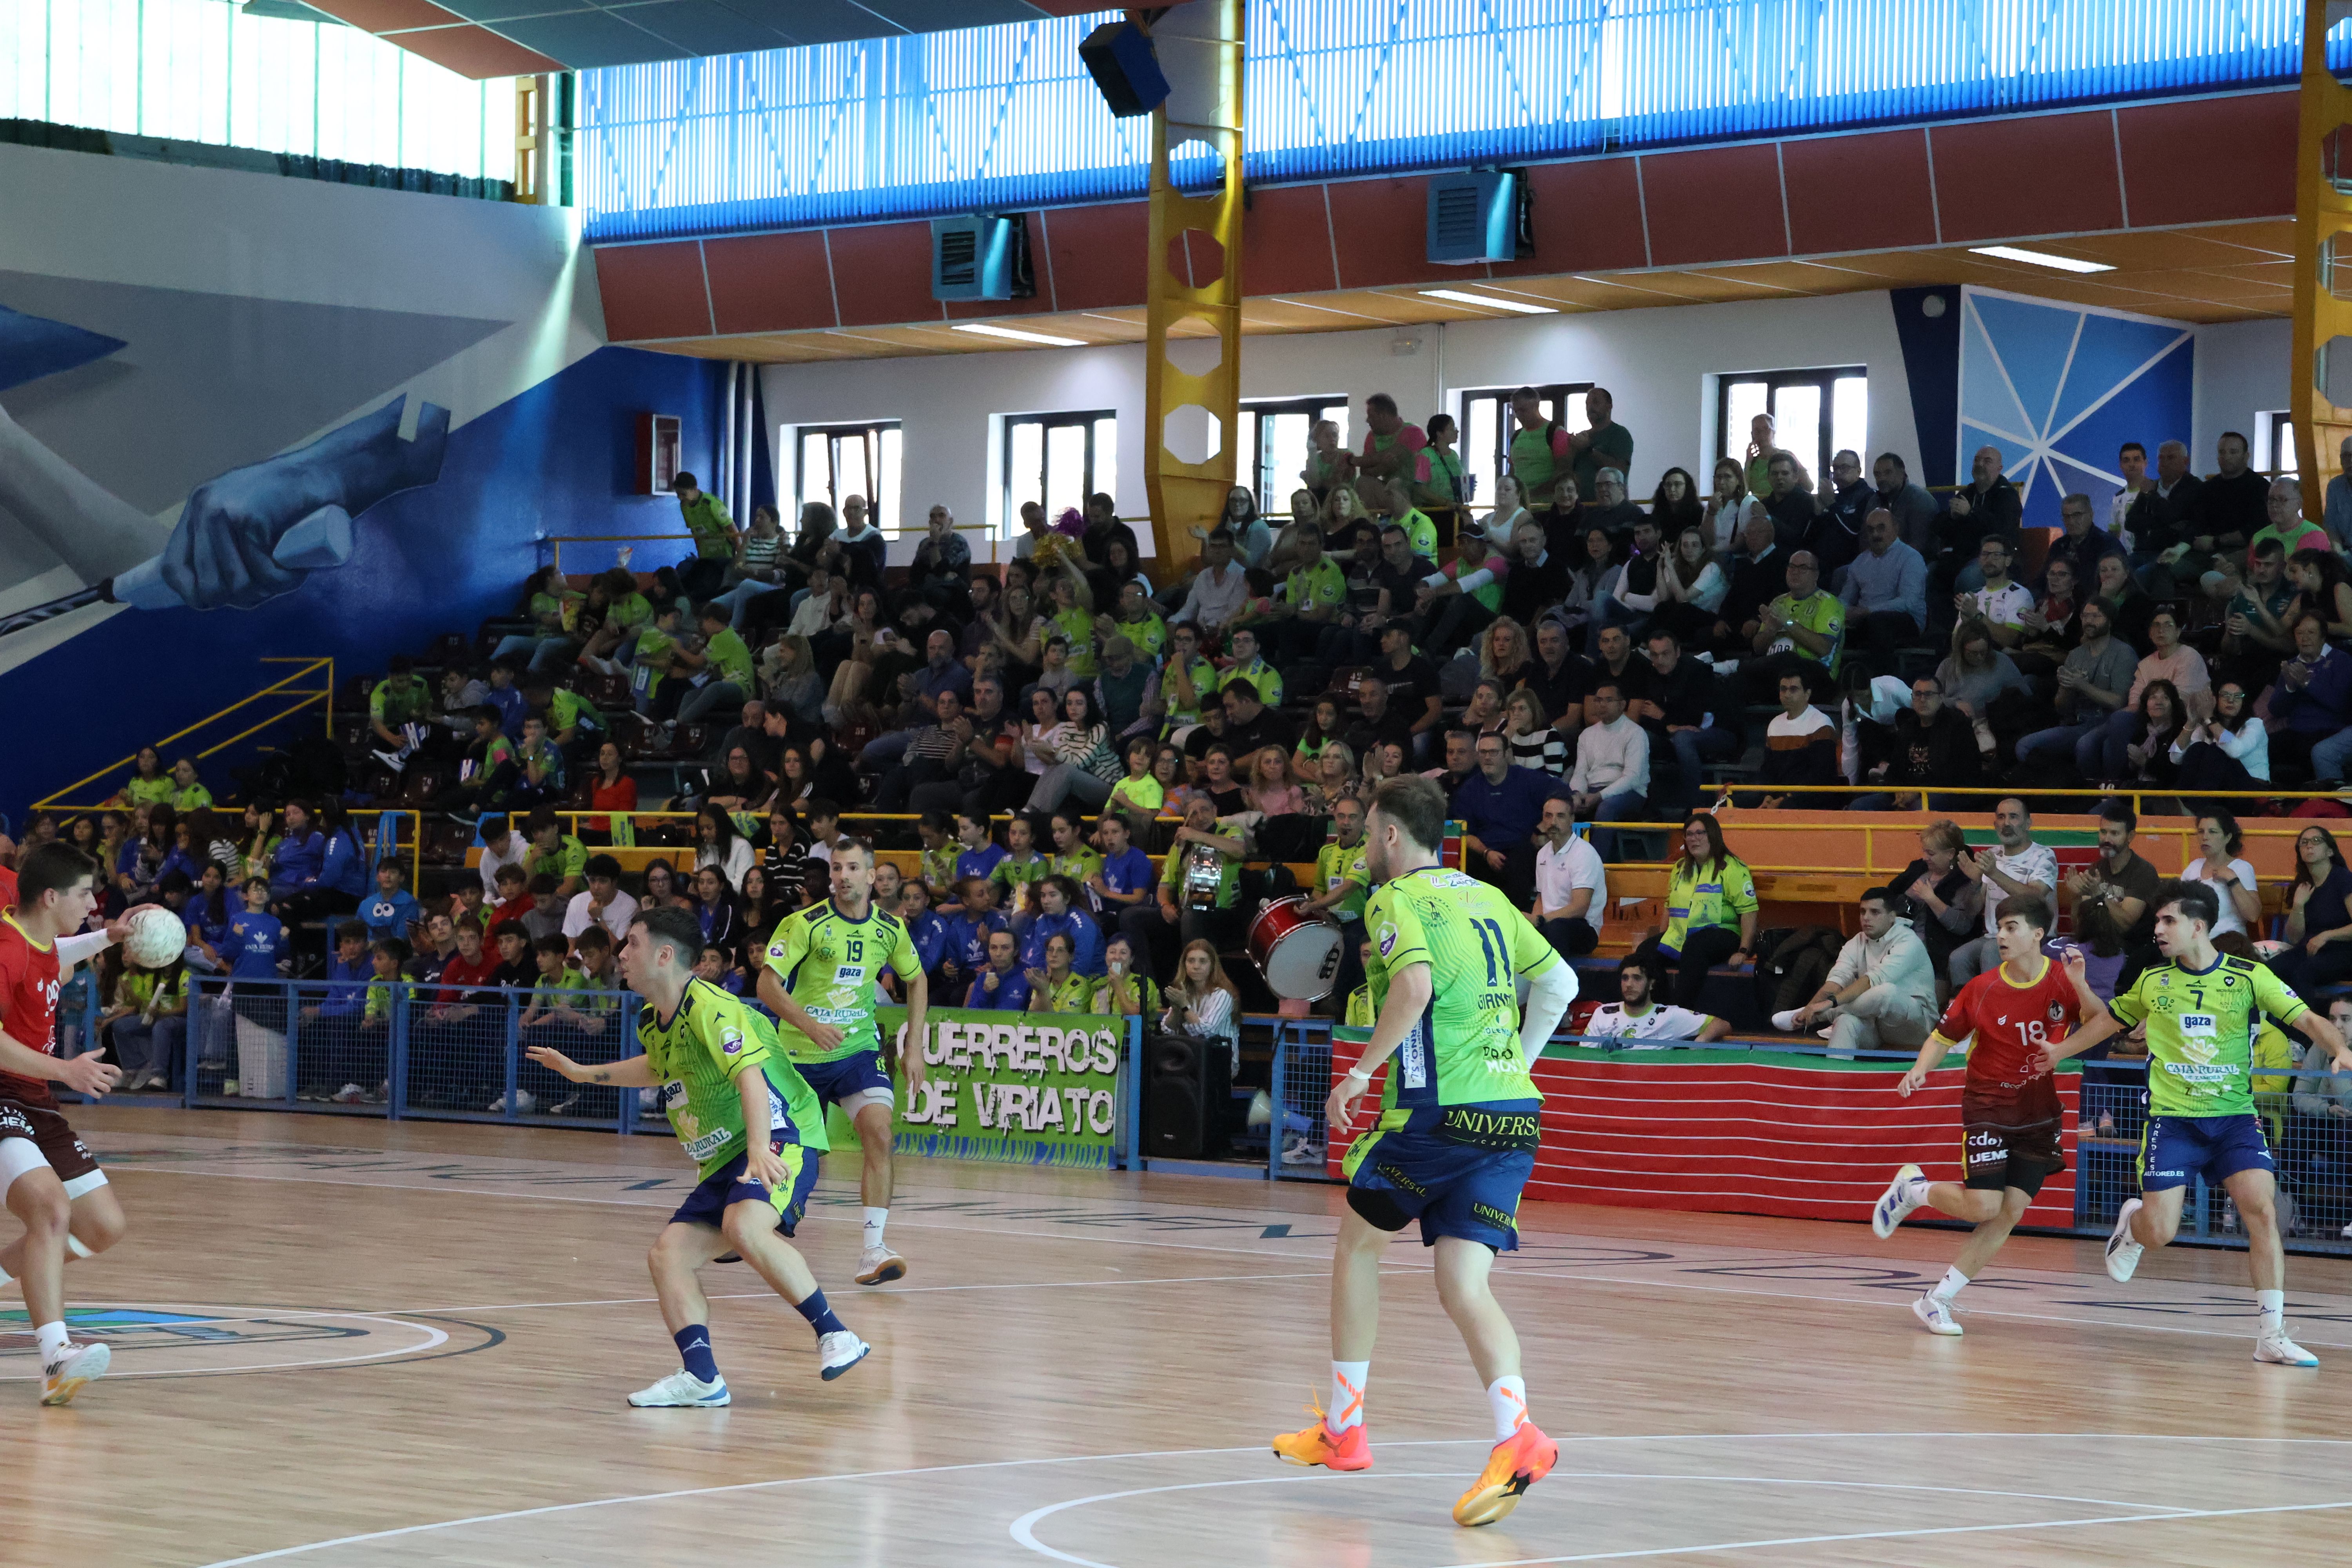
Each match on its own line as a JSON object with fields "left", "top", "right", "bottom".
{"left": 192, "top": 1431, "right": 2344, "bottom": 1567}
{"left": 1006, "top": 1470, "right": 2197, "bottom": 1568}
{"left": 0, "top": 1303, "right": 448, "bottom": 1380}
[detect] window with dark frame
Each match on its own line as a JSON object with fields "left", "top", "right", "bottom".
{"left": 795, "top": 421, "right": 903, "bottom": 535}
{"left": 1715, "top": 368, "right": 1868, "bottom": 494}
{"left": 1239, "top": 395, "right": 1352, "bottom": 517}
{"left": 2256, "top": 410, "right": 2298, "bottom": 480}
{"left": 1002, "top": 410, "right": 1118, "bottom": 540}
{"left": 1459, "top": 381, "right": 1592, "bottom": 510}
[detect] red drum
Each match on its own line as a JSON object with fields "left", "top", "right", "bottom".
{"left": 1247, "top": 896, "right": 1345, "bottom": 1001}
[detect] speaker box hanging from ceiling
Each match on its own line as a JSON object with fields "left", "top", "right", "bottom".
{"left": 1079, "top": 19, "right": 1171, "bottom": 118}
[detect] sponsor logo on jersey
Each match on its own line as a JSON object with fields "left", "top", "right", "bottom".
{"left": 721, "top": 1025, "right": 743, "bottom": 1056}
{"left": 1399, "top": 1022, "right": 1427, "bottom": 1089}
{"left": 1377, "top": 921, "right": 1396, "bottom": 958}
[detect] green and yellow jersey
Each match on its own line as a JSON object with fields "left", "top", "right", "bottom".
{"left": 1286, "top": 557, "right": 1345, "bottom": 618}
{"left": 529, "top": 834, "right": 588, "bottom": 885}
{"left": 1223, "top": 656, "right": 1284, "bottom": 708}
{"left": 1362, "top": 866, "right": 1557, "bottom": 1110}
{"left": 1345, "top": 983, "right": 1375, "bottom": 1029}
{"left": 1118, "top": 612, "right": 1169, "bottom": 660}
{"left": 1659, "top": 856, "right": 1758, "bottom": 957}
{"left": 1093, "top": 973, "right": 1160, "bottom": 1016}
{"left": 704, "top": 626, "right": 755, "bottom": 690}
{"left": 1048, "top": 848, "right": 1102, "bottom": 885}
{"left": 762, "top": 900, "right": 921, "bottom": 1063}
{"left": 1161, "top": 654, "right": 1220, "bottom": 728}
{"left": 2108, "top": 954, "right": 2308, "bottom": 1119}
{"left": 1035, "top": 973, "right": 1097, "bottom": 1013}
{"left": 919, "top": 843, "right": 961, "bottom": 896}
{"left": 1764, "top": 589, "right": 1845, "bottom": 673}
{"left": 637, "top": 978, "right": 828, "bottom": 1179}
{"left": 1315, "top": 837, "right": 1370, "bottom": 922}
{"left": 991, "top": 851, "right": 1050, "bottom": 904}
{"left": 1052, "top": 604, "right": 1099, "bottom": 677}
{"left": 546, "top": 687, "right": 603, "bottom": 737}
{"left": 368, "top": 677, "right": 430, "bottom": 729}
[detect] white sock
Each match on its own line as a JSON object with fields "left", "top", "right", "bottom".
{"left": 1327, "top": 1360, "right": 1369, "bottom": 1433}
{"left": 1932, "top": 1266, "right": 1969, "bottom": 1303}
{"left": 1903, "top": 1174, "right": 1931, "bottom": 1204}
{"left": 0, "top": 1261, "right": 12, "bottom": 1287}
{"left": 2258, "top": 1288, "right": 2285, "bottom": 1335}
{"left": 863, "top": 1207, "right": 888, "bottom": 1252}
{"left": 1486, "top": 1375, "right": 1529, "bottom": 1441}
{"left": 35, "top": 1321, "right": 69, "bottom": 1363}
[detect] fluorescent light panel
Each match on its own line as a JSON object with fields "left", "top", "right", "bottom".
{"left": 952, "top": 322, "right": 1087, "bottom": 347}
{"left": 1418, "top": 288, "right": 1558, "bottom": 314}
{"left": 1966, "top": 245, "right": 2114, "bottom": 274}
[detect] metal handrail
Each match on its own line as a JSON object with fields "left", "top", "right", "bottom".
{"left": 36, "top": 658, "right": 335, "bottom": 812}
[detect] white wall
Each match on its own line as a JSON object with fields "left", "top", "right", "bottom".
{"left": 761, "top": 290, "right": 1924, "bottom": 564}
{"left": 2192, "top": 317, "right": 2292, "bottom": 467}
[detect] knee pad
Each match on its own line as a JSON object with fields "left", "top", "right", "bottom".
{"left": 67, "top": 1234, "right": 94, "bottom": 1259}
{"left": 1346, "top": 1186, "right": 1413, "bottom": 1233}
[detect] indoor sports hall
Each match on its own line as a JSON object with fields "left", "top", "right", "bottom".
{"left": 8, "top": 2, "right": 2352, "bottom": 1564}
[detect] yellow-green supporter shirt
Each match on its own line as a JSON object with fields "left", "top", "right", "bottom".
{"left": 1315, "top": 838, "right": 1370, "bottom": 922}
{"left": 1659, "top": 856, "right": 1758, "bottom": 958}
{"left": 1764, "top": 589, "right": 1844, "bottom": 673}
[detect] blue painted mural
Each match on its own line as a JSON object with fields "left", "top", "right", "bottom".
{"left": 1957, "top": 287, "right": 2194, "bottom": 530}
{"left": 0, "top": 342, "right": 725, "bottom": 818}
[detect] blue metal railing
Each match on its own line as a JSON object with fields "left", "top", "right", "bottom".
{"left": 580, "top": 0, "right": 2343, "bottom": 243}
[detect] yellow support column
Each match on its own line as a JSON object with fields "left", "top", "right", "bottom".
{"left": 2292, "top": 0, "right": 2352, "bottom": 515}
{"left": 1141, "top": 0, "right": 1245, "bottom": 581}
{"left": 515, "top": 75, "right": 547, "bottom": 205}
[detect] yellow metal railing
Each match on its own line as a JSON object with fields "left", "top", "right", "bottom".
{"left": 36, "top": 658, "right": 335, "bottom": 813}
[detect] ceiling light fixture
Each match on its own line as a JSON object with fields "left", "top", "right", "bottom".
{"left": 1966, "top": 245, "right": 2114, "bottom": 274}
{"left": 1417, "top": 288, "right": 1558, "bottom": 314}
{"left": 952, "top": 323, "right": 1087, "bottom": 347}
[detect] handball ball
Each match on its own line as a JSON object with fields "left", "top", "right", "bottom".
{"left": 121, "top": 906, "right": 187, "bottom": 969}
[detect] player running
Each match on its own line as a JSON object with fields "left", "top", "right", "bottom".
{"left": 1869, "top": 897, "right": 2105, "bottom": 1335}
{"left": 757, "top": 838, "right": 927, "bottom": 1286}
{"left": 2034, "top": 880, "right": 2352, "bottom": 1367}
{"left": 526, "top": 906, "right": 869, "bottom": 1406}
{"left": 1272, "top": 776, "right": 1577, "bottom": 1529}
{"left": 0, "top": 845, "right": 143, "bottom": 1405}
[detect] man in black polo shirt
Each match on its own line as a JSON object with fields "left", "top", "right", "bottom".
{"left": 1347, "top": 523, "right": 1439, "bottom": 663}
{"left": 1810, "top": 448, "right": 1870, "bottom": 580}
{"left": 1762, "top": 452, "right": 1817, "bottom": 552}
{"left": 2197, "top": 431, "right": 2268, "bottom": 559}
{"left": 1635, "top": 626, "right": 1737, "bottom": 814}
{"left": 1344, "top": 674, "right": 1419, "bottom": 760}
{"left": 1220, "top": 680, "right": 1296, "bottom": 758}
{"left": 1372, "top": 621, "right": 1444, "bottom": 760}
{"left": 1582, "top": 623, "right": 1652, "bottom": 726}
{"left": 1526, "top": 617, "right": 1592, "bottom": 739}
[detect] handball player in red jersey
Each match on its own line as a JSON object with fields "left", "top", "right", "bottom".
{"left": 0, "top": 844, "right": 145, "bottom": 1404}
{"left": 1867, "top": 896, "right": 2107, "bottom": 1336}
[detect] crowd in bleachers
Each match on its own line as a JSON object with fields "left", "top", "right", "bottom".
{"left": 27, "top": 387, "right": 2352, "bottom": 1127}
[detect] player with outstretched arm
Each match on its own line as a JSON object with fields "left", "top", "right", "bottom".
{"left": 1271, "top": 775, "right": 1578, "bottom": 1530}
{"left": 758, "top": 838, "right": 927, "bottom": 1286}
{"left": 1869, "top": 897, "right": 2105, "bottom": 1335}
{"left": 0, "top": 845, "right": 147, "bottom": 1404}
{"left": 527, "top": 906, "right": 869, "bottom": 1406}
{"left": 2031, "top": 880, "right": 2351, "bottom": 1367}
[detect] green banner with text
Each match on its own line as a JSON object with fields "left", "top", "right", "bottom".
{"left": 825, "top": 1007, "right": 1130, "bottom": 1169}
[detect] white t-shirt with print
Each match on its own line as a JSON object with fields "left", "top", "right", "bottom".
{"left": 1981, "top": 839, "right": 2060, "bottom": 936}
{"left": 1587, "top": 1000, "right": 1711, "bottom": 1045}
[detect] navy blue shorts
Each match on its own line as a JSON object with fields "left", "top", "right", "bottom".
{"left": 1340, "top": 1102, "right": 1541, "bottom": 1251}
{"left": 2139, "top": 1112, "right": 2275, "bottom": 1192}
{"left": 795, "top": 1048, "right": 894, "bottom": 1113}
{"left": 669, "top": 1141, "right": 820, "bottom": 1237}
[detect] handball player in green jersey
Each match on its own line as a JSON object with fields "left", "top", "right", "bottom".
{"left": 1271, "top": 776, "right": 1578, "bottom": 1529}
{"left": 528, "top": 906, "right": 869, "bottom": 1406}
{"left": 2036, "top": 881, "right": 2352, "bottom": 1367}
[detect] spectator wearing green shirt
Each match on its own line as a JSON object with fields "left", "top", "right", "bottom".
{"left": 1044, "top": 563, "right": 1100, "bottom": 678}
{"left": 678, "top": 604, "right": 756, "bottom": 725}
{"left": 118, "top": 745, "right": 174, "bottom": 809}
{"left": 167, "top": 757, "right": 213, "bottom": 814}
{"left": 670, "top": 471, "right": 737, "bottom": 601}
{"left": 580, "top": 566, "right": 655, "bottom": 665}
{"left": 429, "top": 708, "right": 520, "bottom": 817}
{"left": 1159, "top": 622, "right": 1219, "bottom": 733}
{"left": 1419, "top": 411, "right": 1468, "bottom": 519}
{"left": 368, "top": 655, "right": 433, "bottom": 770}
{"left": 1120, "top": 795, "right": 1245, "bottom": 976}
{"left": 1507, "top": 385, "right": 1574, "bottom": 512}
{"left": 1356, "top": 393, "right": 1430, "bottom": 495}
{"left": 1567, "top": 387, "right": 1635, "bottom": 503}
{"left": 1745, "top": 550, "right": 1845, "bottom": 704}
{"left": 1220, "top": 626, "right": 1285, "bottom": 708}
{"left": 522, "top": 677, "right": 605, "bottom": 766}
{"left": 495, "top": 564, "right": 587, "bottom": 673}
{"left": 1105, "top": 580, "right": 1169, "bottom": 661}
{"left": 1303, "top": 794, "right": 1372, "bottom": 1001}
{"left": 524, "top": 808, "right": 588, "bottom": 899}
{"left": 1362, "top": 474, "right": 1437, "bottom": 564}
{"left": 1267, "top": 524, "right": 1348, "bottom": 667}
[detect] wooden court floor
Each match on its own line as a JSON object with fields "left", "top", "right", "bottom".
{"left": 5, "top": 1107, "right": 2352, "bottom": 1566}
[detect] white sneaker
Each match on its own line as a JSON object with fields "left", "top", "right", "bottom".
{"left": 1281, "top": 1134, "right": 1320, "bottom": 1165}
{"left": 1816, "top": 1026, "right": 1835, "bottom": 1040}
{"left": 1911, "top": 1294, "right": 1963, "bottom": 1336}
{"left": 854, "top": 1245, "right": 906, "bottom": 1285}
{"left": 1770, "top": 1009, "right": 1802, "bottom": 1032}
{"left": 1872, "top": 1163, "right": 1926, "bottom": 1239}
{"left": 2105, "top": 1198, "right": 2145, "bottom": 1282}
{"left": 334, "top": 1083, "right": 367, "bottom": 1104}
{"left": 486, "top": 1089, "right": 537, "bottom": 1114}
{"left": 2255, "top": 1332, "right": 2320, "bottom": 1368}
{"left": 818, "top": 1330, "right": 870, "bottom": 1381}
{"left": 627, "top": 1369, "right": 729, "bottom": 1407}
{"left": 40, "top": 1341, "right": 110, "bottom": 1406}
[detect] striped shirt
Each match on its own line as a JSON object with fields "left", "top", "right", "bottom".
{"left": 1508, "top": 728, "right": 1570, "bottom": 776}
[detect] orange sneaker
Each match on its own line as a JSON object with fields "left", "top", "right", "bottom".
{"left": 1452, "top": 1421, "right": 1557, "bottom": 1527}
{"left": 1272, "top": 1414, "right": 1372, "bottom": 1471}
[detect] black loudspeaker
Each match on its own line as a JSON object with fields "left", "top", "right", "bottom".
{"left": 1146, "top": 1029, "right": 1224, "bottom": 1159}
{"left": 1079, "top": 20, "right": 1171, "bottom": 118}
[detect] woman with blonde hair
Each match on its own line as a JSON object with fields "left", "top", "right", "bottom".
{"left": 1243, "top": 746, "right": 1306, "bottom": 817}
{"left": 1302, "top": 739, "right": 1359, "bottom": 814}
{"left": 1649, "top": 524, "right": 1730, "bottom": 648}
{"left": 1479, "top": 615, "right": 1534, "bottom": 687}
{"left": 1163, "top": 938, "right": 1243, "bottom": 1077}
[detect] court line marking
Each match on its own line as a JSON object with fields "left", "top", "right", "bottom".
{"left": 0, "top": 1307, "right": 447, "bottom": 1380}
{"left": 1007, "top": 1471, "right": 2199, "bottom": 1568}
{"left": 190, "top": 1432, "right": 2352, "bottom": 1567}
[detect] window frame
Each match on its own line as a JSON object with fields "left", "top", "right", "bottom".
{"left": 793, "top": 420, "right": 904, "bottom": 535}
{"left": 1238, "top": 395, "right": 1352, "bottom": 517}
{"left": 1713, "top": 366, "right": 1867, "bottom": 494}
{"left": 2256, "top": 410, "right": 2298, "bottom": 480}
{"left": 1000, "top": 409, "right": 1117, "bottom": 539}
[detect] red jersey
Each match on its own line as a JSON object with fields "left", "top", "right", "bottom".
{"left": 1931, "top": 955, "right": 2080, "bottom": 1128}
{"left": 0, "top": 911, "right": 62, "bottom": 1108}
{"left": 0, "top": 865, "right": 17, "bottom": 907}
{"left": 433, "top": 950, "right": 503, "bottom": 1007}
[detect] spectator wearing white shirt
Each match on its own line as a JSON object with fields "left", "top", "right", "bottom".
{"left": 1568, "top": 678, "right": 1651, "bottom": 863}
{"left": 1953, "top": 535, "right": 2035, "bottom": 650}
{"left": 477, "top": 817, "right": 529, "bottom": 902}
{"left": 1945, "top": 798, "right": 2058, "bottom": 989}
{"left": 1170, "top": 529, "right": 1250, "bottom": 641}
{"left": 561, "top": 854, "right": 641, "bottom": 944}
{"left": 1773, "top": 885, "right": 1939, "bottom": 1059}
{"left": 1586, "top": 956, "right": 1731, "bottom": 1046}
{"left": 2180, "top": 811, "right": 2262, "bottom": 940}
{"left": 1533, "top": 797, "right": 1607, "bottom": 957}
